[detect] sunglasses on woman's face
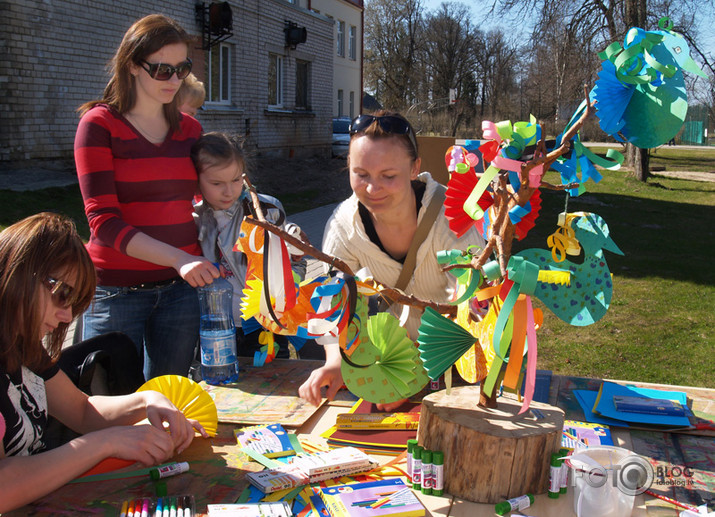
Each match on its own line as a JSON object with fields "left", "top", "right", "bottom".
{"left": 349, "top": 115, "right": 418, "bottom": 155}
{"left": 140, "top": 58, "right": 192, "bottom": 81}
{"left": 43, "top": 277, "right": 74, "bottom": 308}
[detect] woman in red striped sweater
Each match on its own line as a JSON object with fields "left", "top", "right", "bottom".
{"left": 74, "top": 14, "right": 219, "bottom": 379}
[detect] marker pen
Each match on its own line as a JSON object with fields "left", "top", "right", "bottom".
{"left": 154, "top": 498, "right": 163, "bottom": 517}
{"left": 120, "top": 500, "right": 128, "bottom": 517}
{"left": 169, "top": 497, "right": 177, "bottom": 517}
{"left": 141, "top": 498, "right": 150, "bottom": 517}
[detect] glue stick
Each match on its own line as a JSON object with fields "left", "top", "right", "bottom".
{"left": 432, "top": 450, "right": 444, "bottom": 496}
{"left": 421, "top": 449, "right": 433, "bottom": 495}
{"left": 412, "top": 446, "right": 423, "bottom": 490}
{"left": 559, "top": 447, "right": 569, "bottom": 494}
{"left": 494, "top": 494, "right": 534, "bottom": 515}
{"left": 150, "top": 462, "right": 189, "bottom": 481}
{"left": 406, "top": 439, "right": 418, "bottom": 482}
{"left": 548, "top": 453, "right": 561, "bottom": 498}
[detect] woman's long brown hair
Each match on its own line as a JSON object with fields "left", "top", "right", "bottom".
{"left": 78, "top": 14, "right": 192, "bottom": 134}
{"left": 0, "top": 213, "right": 96, "bottom": 373}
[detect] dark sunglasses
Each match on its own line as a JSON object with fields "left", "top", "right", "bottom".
{"left": 140, "top": 58, "right": 192, "bottom": 81}
{"left": 43, "top": 276, "right": 75, "bottom": 308}
{"left": 349, "top": 115, "right": 418, "bottom": 154}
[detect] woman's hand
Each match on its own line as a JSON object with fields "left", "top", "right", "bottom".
{"left": 176, "top": 255, "right": 219, "bottom": 287}
{"left": 298, "top": 364, "right": 344, "bottom": 406}
{"left": 143, "top": 391, "right": 208, "bottom": 454}
{"left": 100, "top": 424, "right": 178, "bottom": 466}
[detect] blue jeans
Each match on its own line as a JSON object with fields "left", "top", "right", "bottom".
{"left": 81, "top": 280, "right": 199, "bottom": 380}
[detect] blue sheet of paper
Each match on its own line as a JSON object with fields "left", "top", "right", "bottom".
{"left": 574, "top": 389, "right": 631, "bottom": 427}
{"left": 594, "top": 381, "right": 691, "bottom": 427}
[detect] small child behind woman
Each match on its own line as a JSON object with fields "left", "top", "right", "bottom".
{"left": 191, "top": 132, "right": 309, "bottom": 359}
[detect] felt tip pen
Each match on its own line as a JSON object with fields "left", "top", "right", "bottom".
{"left": 162, "top": 498, "right": 170, "bottom": 517}
{"left": 150, "top": 462, "right": 190, "bottom": 480}
{"left": 154, "top": 498, "right": 163, "bottom": 517}
{"left": 127, "top": 500, "right": 136, "bottom": 517}
{"left": 120, "top": 500, "right": 129, "bottom": 517}
{"left": 141, "top": 499, "right": 150, "bottom": 517}
{"left": 170, "top": 497, "right": 177, "bottom": 517}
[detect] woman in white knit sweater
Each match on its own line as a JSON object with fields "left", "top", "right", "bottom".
{"left": 298, "top": 111, "right": 484, "bottom": 409}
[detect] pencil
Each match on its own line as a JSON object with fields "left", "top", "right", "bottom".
{"left": 644, "top": 490, "right": 698, "bottom": 511}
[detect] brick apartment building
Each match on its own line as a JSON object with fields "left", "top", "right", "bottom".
{"left": 0, "top": 0, "right": 363, "bottom": 164}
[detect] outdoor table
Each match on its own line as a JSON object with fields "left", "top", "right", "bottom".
{"left": 7, "top": 359, "right": 713, "bottom": 516}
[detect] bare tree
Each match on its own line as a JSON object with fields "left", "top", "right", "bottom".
{"left": 364, "top": 0, "right": 425, "bottom": 111}
{"left": 422, "top": 3, "right": 482, "bottom": 135}
{"left": 491, "top": 0, "right": 714, "bottom": 180}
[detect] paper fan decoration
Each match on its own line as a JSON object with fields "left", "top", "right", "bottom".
{"left": 341, "top": 312, "right": 429, "bottom": 404}
{"left": 417, "top": 307, "right": 484, "bottom": 381}
{"left": 137, "top": 375, "right": 218, "bottom": 436}
{"left": 444, "top": 166, "right": 492, "bottom": 238}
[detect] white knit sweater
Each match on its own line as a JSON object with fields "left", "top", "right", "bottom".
{"left": 322, "top": 172, "right": 485, "bottom": 338}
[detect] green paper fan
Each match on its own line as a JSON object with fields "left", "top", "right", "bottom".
{"left": 417, "top": 307, "right": 478, "bottom": 380}
{"left": 341, "top": 312, "right": 428, "bottom": 404}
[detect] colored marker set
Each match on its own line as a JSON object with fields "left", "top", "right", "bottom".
{"left": 119, "top": 495, "right": 195, "bottom": 517}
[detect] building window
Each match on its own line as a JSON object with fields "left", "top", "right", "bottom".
{"left": 296, "top": 60, "right": 310, "bottom": 109}
{"left": 208, "top": 43, "right": 231, "bottom": 103}
{"left": 337, "top": 89, "right": 343, "bottom": 117}
{"left": 268, "top": 53, "right": 284, "bottom": 107}
{"left": 349, "top": 25, "right": 357, "bottom": 60}
{"left": 349, "top": 91, "right": 355, "bottom": 119}
{"left": 337, "top": 20, "right": 345, "bottom": 57}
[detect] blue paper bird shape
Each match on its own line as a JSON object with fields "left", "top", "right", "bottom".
{"left": 517, "top": 212, "right": 623, "bottom": 326}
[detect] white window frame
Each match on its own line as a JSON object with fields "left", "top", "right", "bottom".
{"left": 349, "top": 25, "right": 357, "bottom": 60}
{"left": 268, "top": 53, "right": 284, "bottom": 108}
{"left": 337, "top": 20, "right": 345, "bottom": 57}
{"left": 207, "top": 43, "right": 231, "bottom": 104}
{"left": 295, "top": 59, "right": 310, "bottom": 109}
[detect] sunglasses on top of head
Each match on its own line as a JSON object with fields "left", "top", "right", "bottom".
{"left": 43, "top": 276, "right": 75, "bottom": 308}
{"left": 139, "top": 58, "right": 192, "bottom": 81}
{"left": 349, "top": 115, "right": 418, "bottom": 154}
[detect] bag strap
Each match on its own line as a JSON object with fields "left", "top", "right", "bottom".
{"left": 394, "top": 183, "right": 447, "bottom": 291}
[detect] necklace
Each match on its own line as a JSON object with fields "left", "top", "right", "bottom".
{"left": 125, "top": 112, "right": 167, "bottom": 144}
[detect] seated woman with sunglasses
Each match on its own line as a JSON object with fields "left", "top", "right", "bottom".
{"left": 0, "top": 213, "right": 207, "bottom": 512}
{"left": 299, "top": 111, "right": 484, "bottom": 409}
{"left": 74, "top": 14, "right": 219, "bottom": 379}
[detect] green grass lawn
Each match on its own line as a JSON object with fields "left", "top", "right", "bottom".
{"left": 586, "top": 144, "right": 715, "bottom": 172}
{"left": 514, "top": 169, "right": 715, "bottom": 388}
{"left": 1, "top": 163, "right": 713, "bottom": 388}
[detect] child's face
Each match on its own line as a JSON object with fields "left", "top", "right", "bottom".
{"left": 179, "top": 102, "right": 198, "bottom": 117}
{"left": 198, "top": 160, "right": 244, "bottom": 211}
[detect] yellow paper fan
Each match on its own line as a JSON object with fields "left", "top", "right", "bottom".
{"left": 137, "top": 375, "right": 218, "bottom": 436}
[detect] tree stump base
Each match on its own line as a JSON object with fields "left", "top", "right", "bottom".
{"left": 417, "top": 386, "right": 564, "bottom": 503}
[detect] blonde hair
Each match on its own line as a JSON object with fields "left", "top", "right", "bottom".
{"left": 178, "top": 73, "right": 206, "bottom": 110}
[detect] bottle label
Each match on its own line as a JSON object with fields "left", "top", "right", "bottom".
{"left": 200, "top": 329, "right": 237, "bottom": 366}
{"left": 507, "top": 495, "right": 531, "bottom": 511}
{"left": 422, "top": 463, "right": 433, "bottom": 488}
{"left": 433, "top": 464, "right": 444, "bottom": 490}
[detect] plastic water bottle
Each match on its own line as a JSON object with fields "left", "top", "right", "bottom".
{"left": 197, "top": 275, "right": 238, "bottom": 384}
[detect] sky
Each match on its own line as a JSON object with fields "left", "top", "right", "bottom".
{"left": 420, "top": 0, "right": 715, "bottom": 61}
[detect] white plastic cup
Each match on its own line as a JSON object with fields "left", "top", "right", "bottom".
{"left": 566, "top": 446, "right": 638, "bottom": 517}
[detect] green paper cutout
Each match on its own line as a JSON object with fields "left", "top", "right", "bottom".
{"left": 417, "top": 307, "right": 478, "bottom": 380}
{"left": 341, "top": 313, "right": 428, "bottom": 404}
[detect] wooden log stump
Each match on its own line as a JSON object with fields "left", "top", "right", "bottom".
{"left": 417, "top": 386, "right": 564, "bottom": 503}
